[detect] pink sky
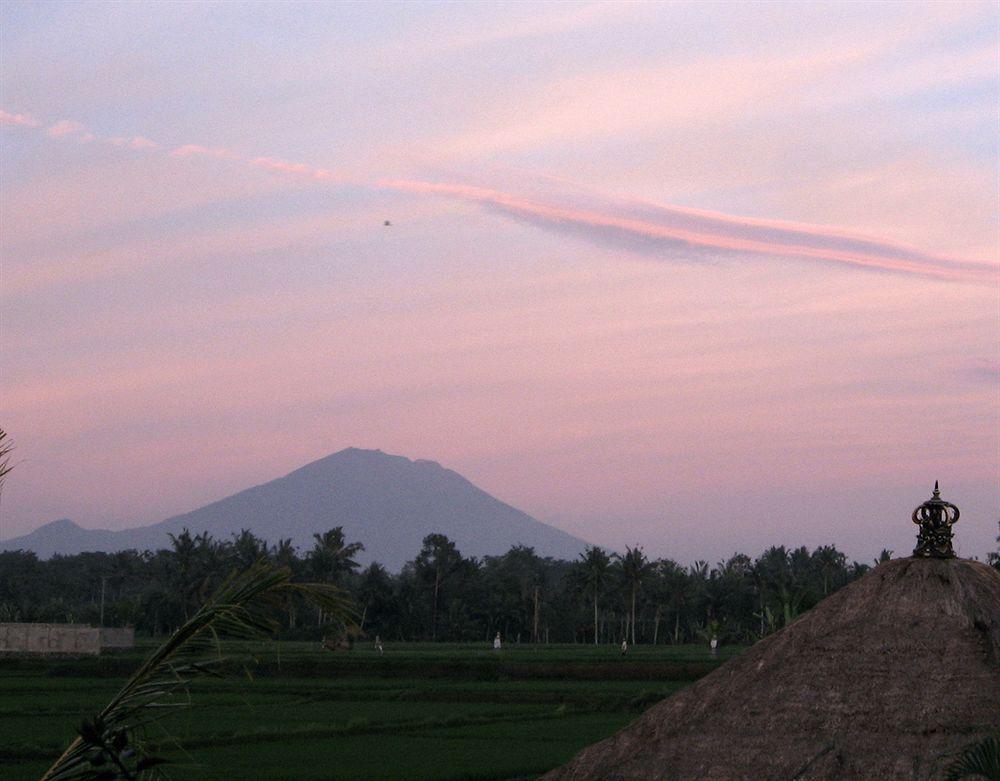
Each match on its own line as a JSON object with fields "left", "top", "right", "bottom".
{"left": 1, "top": 1, "right": 997, "bottom": 563}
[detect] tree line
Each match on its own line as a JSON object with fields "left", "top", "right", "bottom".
{"left": 2, "top": 528, "right": 997, "bottom": 645}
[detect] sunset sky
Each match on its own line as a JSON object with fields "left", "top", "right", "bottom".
{"left": 1, "top": 1, "right": 997, "bottom": 564}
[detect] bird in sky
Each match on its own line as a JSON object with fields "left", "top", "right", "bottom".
{"left": 383, "top": 220, "right": 392, "bottom": 227}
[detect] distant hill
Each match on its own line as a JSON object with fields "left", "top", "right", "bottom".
{"left": 0, "top": 448, "right": 590, "bottom": 569}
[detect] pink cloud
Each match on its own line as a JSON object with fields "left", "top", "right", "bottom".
{"left": 170, "top": 144, "right": 236, "bottom": 159}
{"left": 0, "top": 109, "right": 39, "bottom": 127}
{"left": 46, "top": 119, "right": 85, "bottom": 138}
{"left": 380, "top": 179, "right": 997, "bottom": 285}
{"left": 250, "top": 156, "right": 313, "bottom": 176}
{"left": 7, "top": 105, "right": 993, "bottom": 286}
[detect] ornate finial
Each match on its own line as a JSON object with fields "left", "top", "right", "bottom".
{"left": 912, "top": 481, "right": 960, "bottom": 558}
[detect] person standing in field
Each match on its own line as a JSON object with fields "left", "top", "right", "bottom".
{"left": 620, "top": 638, "right": 628, "bottom": 655}
{"left": 493, "top": 632, "right": 501, "bottom": 650}
{"left": 710, "top": 635, "right": 718, "bottom": 657}
{"left": 375, "top": 635, "right": 383, "bottom": 655}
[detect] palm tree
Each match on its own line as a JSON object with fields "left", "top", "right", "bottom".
{"left": 307, "top": 528, "right": 364, "bottom": 584}
{"left": 357, "top": 561, "right": 393, "bottom": 633}
{"left": 230, "top": 529, "right": 268, "bottom": 571}
{"left": 945, "top": 733, "right": 1000, "bottom": 781}
{"left": 167, "top": 528, "right": 201, "bottom": 618}
{"left": 573, "top": 546, "right": 612, "bottom": 645}
{"left": 271, "top": 538, "right": 299, "bottom": 628}
{"left": 40, "top": 560, "right": 351, "bottom": 781}
{"left": 0, "top": 428, "right": 13, "bottom": 491}
{"left": 620, "top": 546, "right": 653, "bottom": 645}
{"left": 813, "top": 545, "right": 846, "bottom": 596}
{"left": 306, "top": 527, "right": 364, "bottom": 626}
{"left": 413, "top": 534, "right": 463, "bottom": 641}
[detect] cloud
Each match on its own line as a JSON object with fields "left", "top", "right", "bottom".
{"left": 170, "top": 144, "right": 236, "bottom": 159}
{"left": 8, "top": 107, "right": 994, "bottom": 286}
{"left": 966, "top": 358, "right": 1000, "bottom": 384}
{"left": 107, "top": 135, "right": 158, "bottom": 149}
{"left": 0, "top": 109, "right": 39, "bottom": 127}
{"left": 381, "top": 179, "right": 997, "bottom": 284}
{"left": 250, "top": 156, "right": 312, "bottom": 176}
{"left": 46, "top": 119, "right": 85, "bottom": 138}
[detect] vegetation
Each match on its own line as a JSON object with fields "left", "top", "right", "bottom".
{"left": 0, "top": 428, "right": 13, "bottom": 490}
{"left": 0, "top": 529, "right": 891, "bottom": 645}
{"left": 0, "top": 641, "right": 725, "bottom": 781}
{"left": 39, "top": 562, "right": 350, "bottom": 780}
{"left": 945, "top": 734, "right": 1000, "bottom": 781}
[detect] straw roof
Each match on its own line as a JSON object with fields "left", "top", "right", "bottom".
{"left": 544, "top": 557, "right": 1000, "bottom": 780}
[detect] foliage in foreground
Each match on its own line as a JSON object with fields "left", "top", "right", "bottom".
{"left": 39, "top": 562, "right": 351, "bottom": 781}
{"left": 945, "top": 734, "right": 1000, "bottom": 781}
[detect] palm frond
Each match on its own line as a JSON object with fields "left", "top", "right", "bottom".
{"left": 41, "top": 560, "right": 353, "bottom": 780}
{"left": 945, "top": 734, "right": 1000, "bottom": 781}
{"left": 0, "top": 428, "right": 14, "bottom": 488}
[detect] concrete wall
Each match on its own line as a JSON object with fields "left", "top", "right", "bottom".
{"left": 0, "top": 623, "right": 101, "bottom": 655}
{"left": 99, "top": 626, "right": 135, "bottom": 650}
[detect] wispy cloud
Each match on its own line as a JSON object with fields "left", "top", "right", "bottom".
{"left": 0, "top": 109, "right": 39, "bottom": 127}
{"left": 966, "top": 357, "right": 1000, "bottom": 384}
{"left": 381, "top": 179, "right": 996, "bottom": 284}
{"left": 5, "top": 106, "right": 995, "bottom": 286}
{"left": 170, "top": 144, "right": 236, "bottom": 159}
{"left": 46, "top": 119, "right": 85, "bottom": 138}
{"left": 251, "top": 156, "right": 310, "bottom": 175}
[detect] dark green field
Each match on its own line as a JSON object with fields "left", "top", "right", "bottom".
{"left": 0, "top": 642, "right": 738, "bottom": 780}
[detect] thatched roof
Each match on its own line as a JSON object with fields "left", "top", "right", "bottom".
{"left": 544, "top": 557, "right": 1000, "bottom": 780}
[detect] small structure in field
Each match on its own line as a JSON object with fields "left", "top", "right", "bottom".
{"left": 0, "top": 623, "right": 100, "bottom": 655}
{"left": 323, "top": 624, "right": 365, "bottom": 652}
{"left": 0, "top": 624, "right": 135, "bottom": 656}
{"left": 544, "top": 485, "right": 1000, "bottom": 780}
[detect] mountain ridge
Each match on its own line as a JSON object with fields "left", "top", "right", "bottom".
{"left": 1, "top": 448, "right": 589, "bottom": 569}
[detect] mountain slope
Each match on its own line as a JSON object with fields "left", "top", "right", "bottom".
{"left": 1, "top": 448, "right": 589, "bottom": 569}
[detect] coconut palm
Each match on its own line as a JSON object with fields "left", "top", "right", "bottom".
{"left": 306, "top": 527, "right": 364, "bottom": 626}
{"left": 413, "top": 534, "right": 463, "bottom": 641}
{"left": 572, "top": 546, "right": 613, "bottom": 645}
{"left": 230, "top": 529, "right": 269, "bottom": 571}
{"left": 271, "top": 538, "right": 300, "bottom": 628}
{"left": 307, "top": 528, "right": 365, "bottom": 585}
{"left": 655, "top": 559, "right": 691, "bottom": 644}
{"left": 813, "top": 545, "right": 847, "bottom": 596}
{"left": 620, "top": 546, "right": 653, "bottom": 645}
{"left": 0, "top": 428, "right": 13, "bottom": 495}
{"left": 41, "top": 560, "right": 351, "bottom": 781}
{"left": 944, "top": 734, "right": 1000, "bottom": 781}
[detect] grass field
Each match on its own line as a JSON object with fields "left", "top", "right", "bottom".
{"left": 0, "top": 641, "right": 739, "bottom": 780}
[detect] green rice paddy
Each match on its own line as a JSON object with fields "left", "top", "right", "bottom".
{"left": 0, "top": 641, "right": 737, "bottom": 780}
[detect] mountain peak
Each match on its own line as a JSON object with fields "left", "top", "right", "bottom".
{"left": 43, "top": 518, "right": 81, "bottom": 531}
{"left": 3, "top": 450, "right": 589, "bottom": 568}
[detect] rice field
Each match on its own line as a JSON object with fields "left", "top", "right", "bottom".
{"left": 0, "top": 641, "right": 737, "bottom": 780}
